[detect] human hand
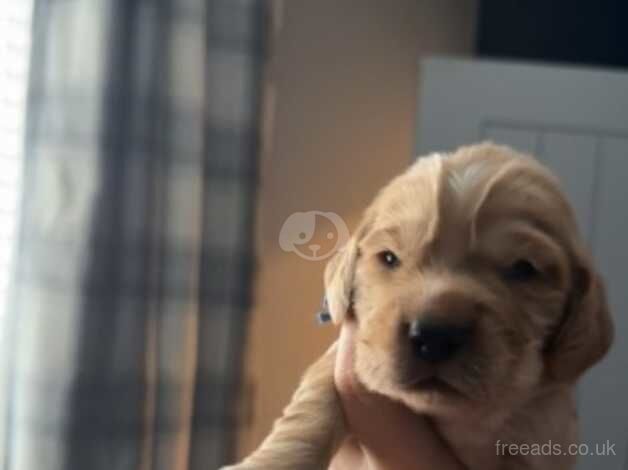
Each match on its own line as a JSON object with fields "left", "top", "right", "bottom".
{"left": 329, "top": 319, "right": 466, "bottom": 470}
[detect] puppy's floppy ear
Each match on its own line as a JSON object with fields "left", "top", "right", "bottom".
{"left": 323, "top": 214, "right": 373, "bottom": 324}
{"left": 545, "top": 253, "right": 614, "bottom": 383}
{"left": 323, "top": 240, "right": 358, "bottom": 324}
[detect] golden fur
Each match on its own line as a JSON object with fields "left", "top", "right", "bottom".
{"left": 223, "top": 143, "right": 614, "bottom": 470}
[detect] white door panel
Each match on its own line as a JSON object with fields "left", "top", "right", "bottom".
{"left": 541, "top": 133, "right": 598, "bottom": 239}
{"left": 484, "top": 125, "right": 538, "bottom": 154}
{"left": 417, "top": 58, "right": 628, "bottom": 470}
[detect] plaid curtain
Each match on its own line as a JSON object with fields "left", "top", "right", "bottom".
{"left": 0, "top": 1, "right": 264, "bottom": 469}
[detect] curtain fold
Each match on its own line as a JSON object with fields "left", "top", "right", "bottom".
{"left": 1, "top": 1, "right": 264, "bottom": 469}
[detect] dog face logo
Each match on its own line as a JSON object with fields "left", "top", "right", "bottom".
{"left": 279, "top": 211, "right": 350, "bottom": 261}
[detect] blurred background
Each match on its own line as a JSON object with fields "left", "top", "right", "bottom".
{"left": 0, "top": 1, "right": 627, "bottom": 470}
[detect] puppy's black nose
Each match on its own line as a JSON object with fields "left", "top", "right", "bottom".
{"left": 408, "top": 320, "right": 472, "bottom": 363}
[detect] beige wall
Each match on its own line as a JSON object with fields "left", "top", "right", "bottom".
{"left": 237, "top": 0, "right": 478, "bottom": 457}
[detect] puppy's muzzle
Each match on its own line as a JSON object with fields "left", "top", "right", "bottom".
{"left": 408, "top": 319, "right": 473, "bottom": 363}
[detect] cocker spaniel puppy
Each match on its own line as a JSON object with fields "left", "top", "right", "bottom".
{"left": 223, "top": 143, "right": 613, "bottom": 470}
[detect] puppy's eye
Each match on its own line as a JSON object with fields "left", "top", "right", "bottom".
{"left": 502, "top": 259, "right": 540, "bottom": 282}
{"left": 378, "top": 250, "right": 400, "bottom": 269}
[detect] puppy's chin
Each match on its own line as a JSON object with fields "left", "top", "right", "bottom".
{"left": 354, "top": 348, "right": 491, "bottom": 418}
{"left": 355, "top": 359, "right": 478, "bottom": 419}
{"left": 395, "top": 377, "right": 481, "bottom": 418}
{"left": 355, "top": 351, "right": 538, "bottom": 421}
{"left": 392, "top": 355, "right": 543, "bottom": 420}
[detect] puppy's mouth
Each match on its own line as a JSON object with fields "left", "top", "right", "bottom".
{"left": 404, "top": 375, "right": 463, "bottom": 396}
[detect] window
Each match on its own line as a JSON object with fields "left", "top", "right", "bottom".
{"left": 0, "top": 3, "right": 33, "bottom": 318}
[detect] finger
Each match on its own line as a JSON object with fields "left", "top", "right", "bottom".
{"left": 334, "top": 320, "right": 360, "bottom": 395}
{"left": 328, "top": 437, "right": 367, "bottom": 470}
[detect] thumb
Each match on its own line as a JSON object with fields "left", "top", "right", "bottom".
{"left": 334, "top": 320, "right": 363, "bottom": 397}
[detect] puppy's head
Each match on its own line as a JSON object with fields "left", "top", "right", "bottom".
{"left": 325, "top": 143, "right": 613, "bottom": 418}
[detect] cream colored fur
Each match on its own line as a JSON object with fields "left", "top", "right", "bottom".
{"left": 222, "top": 143, "right": 613, "bottom": 470}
